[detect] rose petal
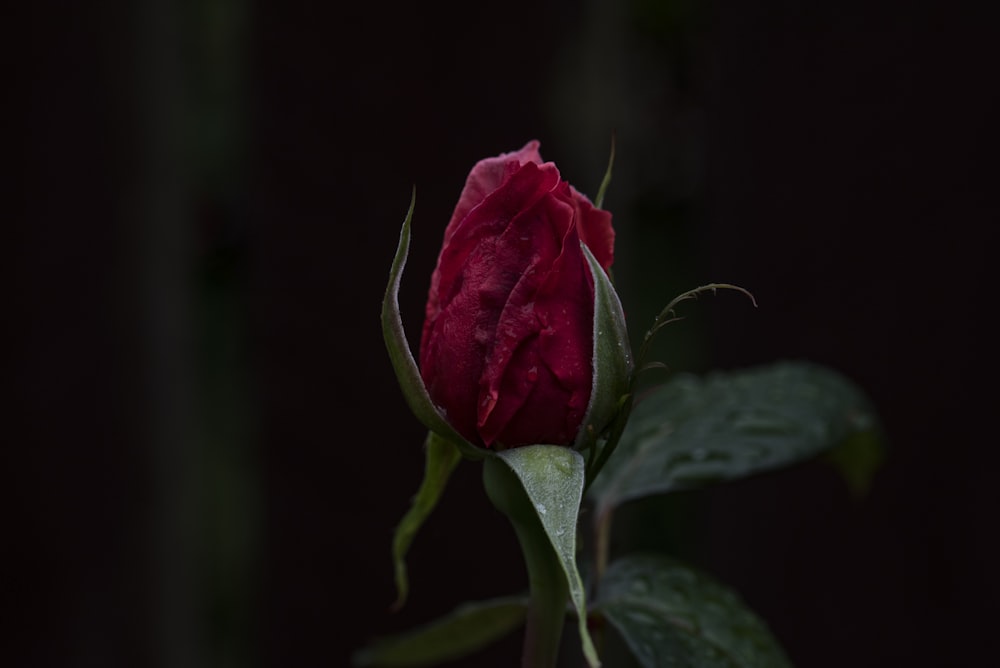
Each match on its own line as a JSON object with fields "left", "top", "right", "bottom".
{"left": 478, "top": 191, "right": 593, "bottom": 447}
{"left": 477, "top": 193, "right": 571, "bottom": 445}
{"left": 443, "top": 140, "right": 543, "bottom": 246}
{"left": 419, "top": 143, "right": 614, "bottom": 449}
{"left": 420, "top": 161, "right": 560, "bottom": 445}
{"left": 423, "top": 160, "right": 560, "bottom": 333}
{"left": 570, "top": 185, "right": 615, "bottom": 271}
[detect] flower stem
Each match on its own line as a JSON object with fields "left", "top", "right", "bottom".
{"left": 483, "top": 456, "right": 568, "bottom": 668}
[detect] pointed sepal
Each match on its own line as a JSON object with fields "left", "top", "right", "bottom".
{"left": 576, "top": 243, "right": 633, "bottom": 453}
{"left": 390, "top": 432, "right": 463, "bottom": 611}
{"left": 381, "top": 189, "right": 485, "bottom": 461}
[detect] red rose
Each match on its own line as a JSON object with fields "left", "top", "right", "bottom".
{"left": 419, "top": 141, "right": 615, "bottom": 449}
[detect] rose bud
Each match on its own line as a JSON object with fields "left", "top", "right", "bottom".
{"left": 419, "top": 141, "right": 630, "bottom": 450}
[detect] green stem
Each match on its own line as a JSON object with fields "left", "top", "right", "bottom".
{"left": 593, "top": 507, "right": 613, "bottom": 586}
{"left": 483, "top": 457, "right": 569, "bottom": 668}
{"left": 517, "top": 519, "right": 569, "bottom": 668}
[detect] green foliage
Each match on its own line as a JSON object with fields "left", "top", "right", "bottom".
{"left": 366, "top": 360, "right": 882, "bottom": 667}
{"left": 826, "top": 428, "right": 885, "bottom": 499}
{"left": 588, "top": 361, "right": 881, "bottom": 518}
{"left": 353, "top": 596, "right": 528, "bottom": 667}
{"left": 594, "top": 555, "right": 792, "bottom": 668}
{"left": 374, "top": 189, "right": 884, "bottom": 668}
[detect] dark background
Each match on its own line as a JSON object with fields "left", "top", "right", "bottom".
{"left": 16, "top": 0, "right": 997, "bottom": 666}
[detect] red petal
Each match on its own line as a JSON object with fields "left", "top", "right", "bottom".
{"left": 442, "top": 140, "right": 543, "bottom": 247}
{"left": 478, "top": 193, "right": 593, "bottom": 447}
{"left": 420, "top": 161, "right": 559, "bottom": 445}
{"left": 570, "top": 185, "right": 615, "bottom": 272}
{"left": 477, "top": 192, "right": 572, "bottom": 445}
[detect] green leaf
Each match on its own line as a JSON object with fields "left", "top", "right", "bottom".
{"left": 594, "top": 554, "right": 792, "bottom": 668}
{"left": 825, "top": 428, "right": 885, "bottom": 499}
{"left": 576, "top": 244, "right": 633, "bottom": 453}
{"left": 353, "top": 596, "right": 529, "bottom": 667}
{"left": 391, "top": 432, "right": 462, "bottom": 611}
{"left": 381, "top": 189, "right": 484, "bottom": 461}
{"left": 490, "top": 446, "right": 601, "bottom": 668}
{"left": 588, "top": 361, "right": 881, "bottom": 516}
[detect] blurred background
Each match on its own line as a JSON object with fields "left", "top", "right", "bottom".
{"left": 15, "top": 0, "right": 997, "bottom": 666}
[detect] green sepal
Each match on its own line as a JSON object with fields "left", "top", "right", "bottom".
{"left": 594, "top": 134, "right": 615, "bottom": 210}
{"left": 381, "top": 189, "right": 485, "bottom": 461}
{"left": 593, "top": 554, "right": 792, "bottom": 668}
{"left": 576, "top": 243, "right": 633, "bottom": 454}
{"left": 353, "top": 596, "right": 529, "bottom": 667}
{"left": 390, "top": 432, "right": 462, "bottom": 611}
{"left": 484, "top": 446, "right": 601, "bottom": 668}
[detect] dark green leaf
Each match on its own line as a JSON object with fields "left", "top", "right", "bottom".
{"left": 588, "top": 361, "right": 881, "bottom": 515}
{"left": 381, "top": 189, "right": 484, "bottom": 461}
{"left": 594, "top": 554, "right": 792, "bottom": 668}
{"left": 391, "top": 432, "right": 462, "bottom": 611}
{"left": 825, "top": 428, "right": 885, "bottom": 499}
{"left": 353, "top": 596, "right": 528, "bottom": 667}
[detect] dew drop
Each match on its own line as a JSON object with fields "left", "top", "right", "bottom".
{"left": 535, "top": 503, "right": 547, "bottom": 515}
